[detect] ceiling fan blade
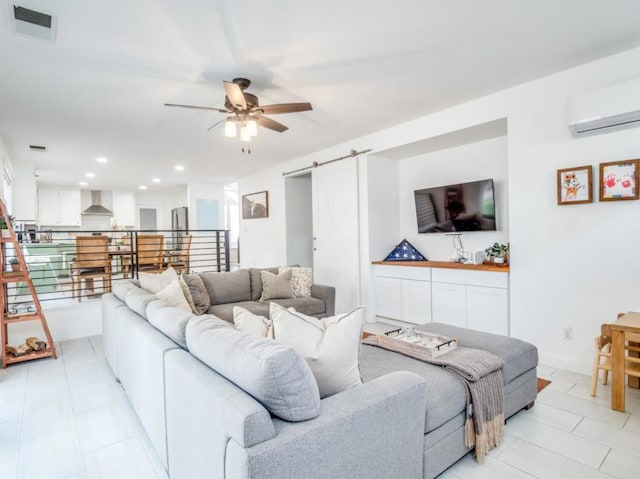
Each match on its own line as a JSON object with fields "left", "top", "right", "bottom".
{"left": 257, "top": 115, "right": 288, "bottom": 133}
{"left": 256, "top": 103, "right": 313, "bottom": 115}
{"left": 207, "top": 117, "right": 227, "bottom": 131}
{"left": 223, "top": 80, "right": 247, "bottom": 110}
{"left": 164, "top": 103, "right": 228, "bottom": 113}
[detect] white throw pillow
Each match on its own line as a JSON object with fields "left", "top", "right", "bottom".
{"left": 233, "top": 306, "right": 273, "bottom": 338}
{"left": 270, "top": 302, "right": 364, "bottom": 398}
{"left": 278, "top": 266, "right": 313, "bottom": 297}
{"left": 139, "top": 267, "right": 178, "bottom": 294}
{"left": 155, "top": 278, "right": 192, "bottom": 312}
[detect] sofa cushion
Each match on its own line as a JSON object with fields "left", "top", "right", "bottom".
{"left": 271, "top": 303, "right": 364, "bottom": 398}
{"left": 249, "top": 267, "right": 279, "bottom": 301}
{"left": 147, "top": 300, "right": 194, "bottom": 348}
{"left": 359, "top": 344, "right": 466, "bottom": 434}
{"left": 139, "top": 267, "right": 178, "bottom": 293}
{"left": 201, "top": 269, "right": 251, "bottom": 305}
{"left": 417, "top": 323, "right": 538, "bottom": 384}
{"left": 186, "top": 315, "right": 321, "bottom": 422}
{"left": 182, "top": 274, "right": 210, "bottom": 315}
{"left": 279, "top": 266, "right": 313, "bottom": 297}
{"left": 208, "top": 297, "right": 326, "bottom": 323}
{"left": 155, "top": 279, "right": 192, "bottom": 312}
{"left": 259, "top": 270, "right": 293, "bottom": 301}
{"left": 233, "top": 306, "right": 272, "bottom": 338}
{"left": 125, "top": 288, "right": 157, "bottom": 319}
{"left": 270, "top": 297, "right": 326, "bottom": 316}
{"left": 112, "top": 280, "right": 139, "bottom": 303}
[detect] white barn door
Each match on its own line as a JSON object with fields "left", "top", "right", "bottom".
{"left": 312, "top": 158, "right": 360, "bottom": 314}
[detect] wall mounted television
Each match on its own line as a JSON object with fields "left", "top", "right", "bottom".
{"left": 414, "top": 179, "right": 496, "bottom": 233}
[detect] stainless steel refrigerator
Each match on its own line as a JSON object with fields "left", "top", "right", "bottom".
{"left": 171, "top": 207, "right": 189, "bottom": 233}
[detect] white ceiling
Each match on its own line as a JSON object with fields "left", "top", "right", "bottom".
{"left": 2, "top": 0, "right": 640, "bottom": 193}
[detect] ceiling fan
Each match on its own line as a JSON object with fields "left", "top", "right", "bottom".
{"left": 165, "top": 78, "right": 312, "bottom": 151}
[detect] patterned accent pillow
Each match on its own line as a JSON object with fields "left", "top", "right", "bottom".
{"left": 279, "top": 266, "right": 312, "bottom": 297}
{"left": 259, "top": 270, "right": 293, "bottom": 301}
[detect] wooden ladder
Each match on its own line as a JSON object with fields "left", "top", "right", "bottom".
{"left": 0, "top": 200, "right": 57, "bottom": 368}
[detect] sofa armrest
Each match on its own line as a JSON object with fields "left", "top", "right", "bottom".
{"left": 225, "top": 371, "right": 427, "bottom": 479}
{"left": 311, "top": 283, "right": 335, "bottom": 316}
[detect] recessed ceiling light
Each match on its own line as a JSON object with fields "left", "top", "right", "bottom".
{"left": 174, "top": 165, "right": 184, "bottom": 171}
{"left": 152, "top": 178, "right": 161, "bottom": 183}
{"left": 85, "top": 172, "right": 95, "bottom": 178}
{"left": 139, "top": 185, "right": 147, "bottom": 190}
{"left": 79, "top": 181, "right": 88, "bottom": 186}
{"left": 96, "top": 157, "right": 108, "bottom": 163}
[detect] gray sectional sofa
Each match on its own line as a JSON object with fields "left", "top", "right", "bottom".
{"left": 102, "top": 268, "right": 538, "bottom": 479}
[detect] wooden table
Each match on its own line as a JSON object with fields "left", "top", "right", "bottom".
{"left": 611, "top": 312, "right": 640, "bottom": 412}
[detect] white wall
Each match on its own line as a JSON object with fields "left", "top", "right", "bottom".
{"left": 239, "top": 45, "right": 640, "bottom": 375}
{"left": 135, "top": 191, "right": 186, "bottom": 230}
{"left": 397, "top": 136, "right": 508, "bottom": 260}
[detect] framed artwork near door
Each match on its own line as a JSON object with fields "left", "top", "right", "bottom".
{"left": 242, "top": 191, "right": 269, "bottom": 219}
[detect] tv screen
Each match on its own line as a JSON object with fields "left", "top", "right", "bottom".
{"left": 414, "top": 179, "right": 496, "bottom": 233}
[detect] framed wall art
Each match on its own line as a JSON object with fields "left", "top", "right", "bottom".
{"left": 242, "top": 191, "right": 269, "bottom": 219}
{"left": 599, "top": 159, "right": 639, "bottom": 201}
{"left": 557, "top": 165, "right": 593, "bottom": 205}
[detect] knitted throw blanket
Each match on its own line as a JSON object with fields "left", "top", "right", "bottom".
{"left": 363, "top": 336, "right": 504, "bottom": 461}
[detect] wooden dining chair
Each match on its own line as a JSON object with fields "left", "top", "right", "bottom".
{"left": 169, "top": 235, "right": 192, "bottom": 274}
{"left": 591, "top": 322, "right": 640, "bottom": 396}
{"left": 70, "top": 235, "right": 112, "bottom": 302}
{"left": 136, "top": 234, "right": 165, "bottom": 274}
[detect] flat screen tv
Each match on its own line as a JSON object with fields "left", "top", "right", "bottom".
{"left": 414, "top": 179, "right": 496, "bottom": 233}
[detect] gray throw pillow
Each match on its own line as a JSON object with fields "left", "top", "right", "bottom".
{"left": 186, "top": 315, "right": 321, "bottom": 422}
{"left": 259, "top": 270, "right": 293, "bottom": 302}
{"left": 183, "top": 274, "right": 211, "bottom": 315}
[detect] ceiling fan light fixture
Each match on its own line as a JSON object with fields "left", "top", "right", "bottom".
{"left": 224, "top": 119, "right": 237, "bottom": 137}
{"left": 246, "top": 119, "right": 258, "bottom": 137}
{"left": 240, "top": 125, "right": 251, "bottom": 142}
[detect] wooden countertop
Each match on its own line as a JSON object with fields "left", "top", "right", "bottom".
{"left": 371, "top": 260, "right": 509, "bottom": 273}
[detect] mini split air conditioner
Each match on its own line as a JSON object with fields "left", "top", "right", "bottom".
{"left": 568, "top": 77, "right": 640, "bottom": 136}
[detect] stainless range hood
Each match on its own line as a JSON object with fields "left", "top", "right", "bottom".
{"left": 81, "top": 190, "right": 113, "bottom": 216}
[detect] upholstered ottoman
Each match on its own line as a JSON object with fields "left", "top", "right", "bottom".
{"left": 359, "top": 323, "right": 538, "bottom": 478}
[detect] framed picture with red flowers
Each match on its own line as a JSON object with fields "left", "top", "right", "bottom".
{"left": 599, "top": 159, "right": 639, "bottom": 201}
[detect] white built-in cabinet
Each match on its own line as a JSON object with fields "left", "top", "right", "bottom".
{"left": 374, "top": 265, "right": 431, "bottom": 325}
{"left": 38, "top": 189, "right": 81, "bottom": 226}
{"left": 374, "top": 262, "right": 509, "bottom": 335}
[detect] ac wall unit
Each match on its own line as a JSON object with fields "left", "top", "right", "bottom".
{"left": 568, "top": 77, "right": 640, "bottom": 136}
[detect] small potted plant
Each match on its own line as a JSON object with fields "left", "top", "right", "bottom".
{"left": 484, "top": 243, "right": 509, "bottom": 264}
{"left": 9, "top": 257, "right": 20, "bottom": 272}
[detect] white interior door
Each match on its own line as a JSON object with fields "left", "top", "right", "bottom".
{"left": 312, "top": 158, "right": 360, "bottom": 313}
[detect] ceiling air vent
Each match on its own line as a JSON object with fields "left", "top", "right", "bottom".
{"left": 29, "top": 145, "right": 47, "bottom": 152}
{"left": 12, "top": 5, "right": 57, "bottom": 42}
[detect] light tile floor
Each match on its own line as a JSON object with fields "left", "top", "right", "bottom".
{"left": 1, "top": 336, "right": 639, "bottom": 478}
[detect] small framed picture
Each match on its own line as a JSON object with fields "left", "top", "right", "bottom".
{"left": 599, "top": 159, "right": 639, "bottom": 201}
{"left": 242, "top": 191, "right": 269, "bottom": 219}
{"left": 557, "top": 165, "right": 593, "bottom": 205}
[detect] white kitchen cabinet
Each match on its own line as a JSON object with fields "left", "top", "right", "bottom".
{"left": 38, "top": 189, "right": 81, "bottom": 226}
{"left": 374, "top": 265, "right": 431, "bottom": 324}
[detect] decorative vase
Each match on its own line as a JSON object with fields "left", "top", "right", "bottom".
{"left": 494, "top": 257, "right": 505, "bottom": 264}
{"left": 11, "top": 264, "right": 20, "bottom": 272}
{"left": 1, "top": 229, "right": 9, "bottom": 238}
